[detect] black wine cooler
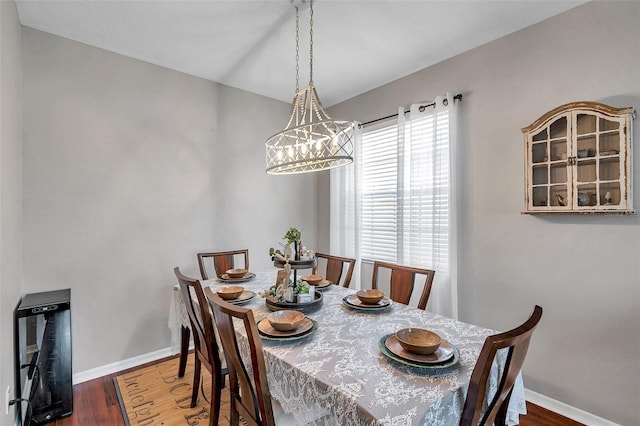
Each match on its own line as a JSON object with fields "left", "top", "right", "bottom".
{"left": 14, "top": 289, "right": 73, "bottom": 425}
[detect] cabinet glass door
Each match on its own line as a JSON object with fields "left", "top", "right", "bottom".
{"left": 597, "top": 117, "right": 623, "bottom": 206}
{"left": 574, "top": 114, "right": 597, "bottom": 207}
{"left": 573, "top": 113, "right": 625, "bottom": 208}
{"left": 529, "top": 116, "right": 569, "bottom": 208}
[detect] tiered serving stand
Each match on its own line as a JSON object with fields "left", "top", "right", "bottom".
{"left": 265, "top": 292, "right": 323, "bottom": 313}
{"left": 272, "top": 257, "right": 315, "bottom": 282}
{"left": 267, "top": 256, "right": 322, "bottom": 312}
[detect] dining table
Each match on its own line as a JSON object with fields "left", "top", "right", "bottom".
{"left": 168, "top": 269, "right": 527, "bottom": 425}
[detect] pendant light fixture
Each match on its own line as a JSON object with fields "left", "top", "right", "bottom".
{"left": 265, "top": 0, "right": 358, "bottom": 175}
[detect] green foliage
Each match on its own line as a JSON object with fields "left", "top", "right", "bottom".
{"left": 283, "top": 227, "right": 302, "bottom": 244}
{"left": 269, "top": 247, "right": 284, "bottom": 257}
{"left": 296, "top": 279, "right": 309, "bottom": 294}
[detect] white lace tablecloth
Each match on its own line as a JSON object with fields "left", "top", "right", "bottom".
{"left": 168, "top": 271, "right": 526, "bottom": 425}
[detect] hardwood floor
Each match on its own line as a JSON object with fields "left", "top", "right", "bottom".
{"left": 50, "top": 354, "right": 583, "bottom": 426}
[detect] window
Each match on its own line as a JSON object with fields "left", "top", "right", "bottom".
{"left": 330, "top": 94, "right": 459, "bottom": 317}
{"left": 360, "top": 110, "right": 450, "bottom": 270}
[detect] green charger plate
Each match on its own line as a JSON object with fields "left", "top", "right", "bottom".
{"left": 227, "top": 291, "right": 256, "bottom": 305}
{"left": 258, "top": 318, "right": 318, "bottom": 341}
{"left": 217, "top": 272, "right": 256, "bottom": 283}
{"left": 342, "top": 295, "right": 394, "bottom": 311}
{"left": 378, "top": 334, "right": 460, "bottom": 369}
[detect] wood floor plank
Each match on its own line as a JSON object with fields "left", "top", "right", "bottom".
{"left": 519, "top": 401, "right": 584, "bottom": 426}
{"left": 50, "top": 355, "right": 582, "bottom": 426}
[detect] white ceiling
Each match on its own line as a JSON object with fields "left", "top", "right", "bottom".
{"left": 15, "top": 0, "right": 587, "bottom": 107}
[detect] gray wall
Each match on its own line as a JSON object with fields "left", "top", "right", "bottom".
{"left": 21, "top": 27, "right": 317, "bottom": 373}
{"left": 326, "top": 2, "right": 639, "bottom": 425}
{"left": 0, "top": 1, "right": 23, "bottom": 425}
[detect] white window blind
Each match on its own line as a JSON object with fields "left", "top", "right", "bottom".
{"left": 360, "top": 124, "right": 398, "bottom": 262}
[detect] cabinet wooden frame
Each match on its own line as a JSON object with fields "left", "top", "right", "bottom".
{"left": 521, "top": 101, "right": 635, "bottom": 214}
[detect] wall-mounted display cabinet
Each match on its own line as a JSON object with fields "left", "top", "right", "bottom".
{"left": 521, "top": 101, "right": 635, "bottom": 214}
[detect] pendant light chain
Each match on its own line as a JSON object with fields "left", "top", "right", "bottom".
{"left": 295, "top": 7, "right": 300, "bottom": 92}
{"left": 309, "top": 0, "right": 314, "bottom": 84}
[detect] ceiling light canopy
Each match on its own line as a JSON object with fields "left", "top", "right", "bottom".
{"left": 265, "top": 0, "right": 358, "bottom": 175}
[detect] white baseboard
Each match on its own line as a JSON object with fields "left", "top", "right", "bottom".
{"left": 525, "top": 388, "right": 621, "bottom": 426}
{"left": 72, "top": 347, "right": 178, "bottom": 384}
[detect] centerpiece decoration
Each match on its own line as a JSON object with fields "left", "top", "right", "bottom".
{"left": 262, "top": 227, "right": 321, "bottom": 312}
{"left": 269, "top": 227, "right": 314, "bottom": 261}
{"left": 269, "top": 227, "right": 302, "bottom": 260}
{"left": 260, "top": 276, "right": 311, "bottom": 304}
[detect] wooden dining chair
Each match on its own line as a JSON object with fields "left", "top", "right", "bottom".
{"left": 206, "top": 291, "right": 324, "bottom": 426}
{"left": 177, "top": 249, "right": 249, "bottom": 377}
{"left": 174, "top": 267, "right": 227, "bottom": 426}
{"left": 371, "top": 261, "right": 435, "bottom": 310}
{"left": 206, "top": 292, "right": 276, "bottom": 426}
{"left": 460, "top": 305, "right": 543, "bottom": 426}
{"left": 197, "top": 249, "right": 249, "bottom": 280}
{"left": 312, "top": 252, "right": 356, "bottom": 288}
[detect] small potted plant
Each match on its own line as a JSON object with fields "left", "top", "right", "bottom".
{"left": 283, "top": 227, "right": 302, "bottom": 260}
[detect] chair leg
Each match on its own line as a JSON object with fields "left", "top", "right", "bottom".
{"left": 191, "top": 357, "right": 201, "bottom": 408}
{"left": 178, "top": 325, "right": 190, "bottom": 378}
{"left": 230, "top": 406, "right": 239, "bottom": 426}
{"left": 229, "top": 392, "right": 240, "bottom": 426}
{"left": 209, "top": 369, "right": 223, "bottom": 426}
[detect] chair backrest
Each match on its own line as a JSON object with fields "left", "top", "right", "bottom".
{"left": 460, "top": 305, "right": 543, "bottom": 426}
{"left": 197, "top": 249, "right": 249, "bottom": 280}
{"left": 371, "top": 261, "right": 435, "bottom": 310}
{"left": 312, "top": 252, "right": 356, "bottom": 288}
{"left": 206, "top": 289, "right": 276, "bottom": 426}
{"left": 174, "top": 267, "right": 223, "bottom": 372}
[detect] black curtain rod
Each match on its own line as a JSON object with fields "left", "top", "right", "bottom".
{"left": 359, "top": 93, "right": 462, "bottom": 128}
